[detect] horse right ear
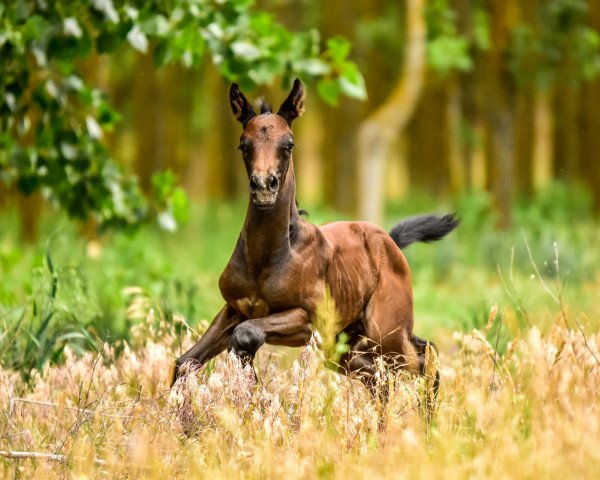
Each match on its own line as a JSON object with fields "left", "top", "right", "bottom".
{"left": 230, "top": 83, "right": 256, "bottom": 128}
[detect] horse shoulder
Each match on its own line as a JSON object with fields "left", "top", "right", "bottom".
{"left": 219, "top": 239, "right": 253, "bottom": 309}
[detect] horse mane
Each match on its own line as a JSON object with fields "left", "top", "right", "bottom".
{"left": 295, "top": 199, "right": 309, "bottom": 217}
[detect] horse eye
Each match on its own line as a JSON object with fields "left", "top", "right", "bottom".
{"left": 238, "top": 143, "right": 247, "bottom": 154}
{"left": 285, "top": 142, "right": 295, "bottom": 152}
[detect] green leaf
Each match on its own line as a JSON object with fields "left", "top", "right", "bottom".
{"left": 317, "top": 78, "right": 340, "bottom": 105}
{"left": 140, "top": 14, "right": 170, "bottom": 37}
{"left": 339, "top": 64, "right": 367, "bottom": 100}
{"left": 153, "top": 40, "right": 172, "bottom": 66}
{"left": 22, "top": 15, "right": 53, "bottom": 43}
{"left": 326, "top": 37, "right": 351, "bottom": 63}
{"left": 170, "top": 187, "right": 190, "bottom": 224}
{"left": 427, "top": 36, "right": 473, "bottom": 74}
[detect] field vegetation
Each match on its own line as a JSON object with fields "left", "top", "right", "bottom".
{"left": 1, "top": 186, "right": 600, "bottom": 478}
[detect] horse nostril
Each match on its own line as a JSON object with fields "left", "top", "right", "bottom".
{"left": 268, "top": 175, "right": 279, "bottom": 191}
{"left": 250, "top": 175, "right": 260, "bottom": 191}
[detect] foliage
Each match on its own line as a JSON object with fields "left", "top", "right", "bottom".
{"left": 425, "top": 0, "right": 490, "bottom": 75}
{"left": 0, "top": 249, "right": 97, "bottom": 382}
{"left": 511, "top": 0, "right": 600, "bottom": 89}
{"left": 0, "top": 0, "right": 366, "bottom": 230}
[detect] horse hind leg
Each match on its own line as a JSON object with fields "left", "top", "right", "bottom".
{"left": 410, "top": 334, "right": 440, "bottom": 414}
{"left": 337, "top": 338, "right": 391, "bottom": 429}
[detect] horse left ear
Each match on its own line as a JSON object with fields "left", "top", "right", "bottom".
{"left": 277, "top": 79, "right": 305, "bottom": 126}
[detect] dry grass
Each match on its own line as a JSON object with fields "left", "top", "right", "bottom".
{"left": 1, "top": 308, "right": 599, "bottom": 479}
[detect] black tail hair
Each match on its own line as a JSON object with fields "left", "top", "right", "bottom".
{"left": 389, "top": 213, "right": 459, "bottom": 249}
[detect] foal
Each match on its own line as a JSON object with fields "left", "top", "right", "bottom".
{"left": 171, "top": 79, "right": 458, "bottom": 402}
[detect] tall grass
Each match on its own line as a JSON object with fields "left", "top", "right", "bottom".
{"left": 1, "top": 305, "right": 599, "bottom": 478}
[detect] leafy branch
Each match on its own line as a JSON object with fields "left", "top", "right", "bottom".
{"left": 0, "top": 0, "right": 366, "bottom": 231}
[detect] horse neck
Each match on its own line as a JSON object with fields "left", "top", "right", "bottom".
{"left": 242, "top": 165, "right": 300, "bottom": 268}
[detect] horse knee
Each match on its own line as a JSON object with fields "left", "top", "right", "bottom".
{"left": 230, "top": 322, "right": 266, "bottom": 359}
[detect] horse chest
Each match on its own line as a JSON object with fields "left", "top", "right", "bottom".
{"left": 234, "top": 295, "right": 271, "bottom": 319}
{"left": 220, "top": 259, "right": 307, "bottom": 319}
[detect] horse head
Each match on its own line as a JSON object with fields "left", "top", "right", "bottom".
{"left": 229, "top": 79, "right": 305, "bottom": 210}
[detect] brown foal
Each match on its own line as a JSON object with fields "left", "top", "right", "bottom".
{"left": 171, "top": 79, "right": 458, "bottom": 401}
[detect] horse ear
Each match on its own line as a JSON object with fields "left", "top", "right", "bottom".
{"left": 277, "top": 79, "right": 305, "bottom": 126}
{"left": 230, "top": 83, "right": 256, "bottom": 128}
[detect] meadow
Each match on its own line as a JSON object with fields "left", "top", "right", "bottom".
{"left": 1, "top": 185, "right": 599, "bottom": 478}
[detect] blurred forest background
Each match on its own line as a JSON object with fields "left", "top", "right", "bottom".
{"left": 1, "top": 0, "right": 600, "bottom": 375}
{"left": 3, "top": 0, "right": 600, "bottom": 237}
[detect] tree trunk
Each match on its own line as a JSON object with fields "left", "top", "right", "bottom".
{"left": 481, "top": 0, "right": 516, "bottom": 229}
{"left": 18, "top": 192, "right": 42, "bottom": 243}
{"left": 132, "top": 53, "right": 165, "bottom": 192}
{"left": 514, "top": 85, "right": 534, "bottom": 196}
{"left": 446, "top": 78, "right": 465, "bottom": 193}
{"left": 356, "top": 0, "right": 426, "bottom": 225}
{"left": 319, "top": 0, "right": 363, "bottom": 213}
{"left": 553, "top": 84, "right": 580, "bottom": 181}
{"left": 581, "top": 0, "right": 600, "bottom": 210}
{"left": 202, "top": 68, "right": 228, "bottom": 199}
{"left": 532, "top": 89, "right": 554, "bottom": 190}
{"left": 407, "top": 82, "right": 449, "bottom": 193}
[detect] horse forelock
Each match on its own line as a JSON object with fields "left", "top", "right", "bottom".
{"left": 258, "top": 99, "right": 272, "bottom": 114}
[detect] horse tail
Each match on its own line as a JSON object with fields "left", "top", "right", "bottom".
{"left": 389, "top": 213, "right": 459, "bottom": 249}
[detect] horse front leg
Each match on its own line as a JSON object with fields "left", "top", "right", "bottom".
{"left": 229, "top": 307, "right": 312, "bottom": 367}
{"left": 170, "top": 304, "right": 242, "bottom": 386}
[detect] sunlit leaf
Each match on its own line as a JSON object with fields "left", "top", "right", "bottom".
{"left": 63, "top": 18, "right": 83, "bottom": 38}
{"left": 92, "top": 0, "right": 119, "bottom": 24}
{"left": 127, "top": 26, "right": 148, "bottom": 53}
{"left": 295, "top": 59, "right": 331, "bottom": 76}
{"left": 86, "top": 116, "right": 103, "bottom": 139}
{"left": 231, "top": 40, "right": 262, "bottom": 60}
{"left": 339, "top": 64, "right": 367, "bottom": 100}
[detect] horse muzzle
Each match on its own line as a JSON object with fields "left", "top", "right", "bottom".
{"left": 250, "top": 174, "right": 279, "bottom": 209}
{"left": 252, "top": 190, "right": 278, "bottom": 209}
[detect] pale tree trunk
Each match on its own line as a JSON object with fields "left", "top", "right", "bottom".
{"left": 357, "top": 0, "right": 426, "bottom": 225}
